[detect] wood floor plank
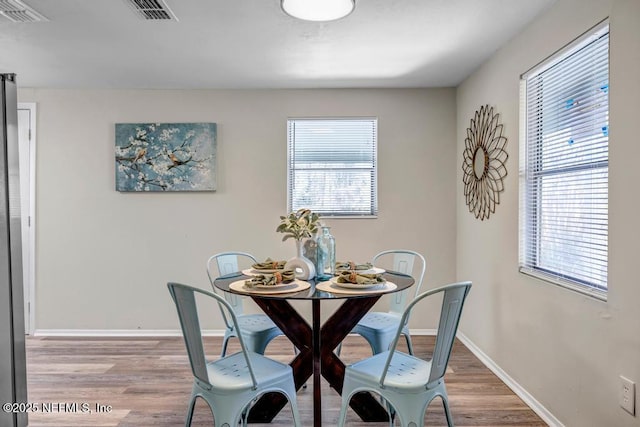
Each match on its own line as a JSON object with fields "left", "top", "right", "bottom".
{"left": 25, "top": 335, "right": 547, "bottom": 426}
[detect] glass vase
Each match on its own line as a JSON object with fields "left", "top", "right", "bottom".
{"left": 303, "top": 234, "right": 318, "bottom": 267}
{"left": 315, "top": 226, "right": 336, "bottom": 281}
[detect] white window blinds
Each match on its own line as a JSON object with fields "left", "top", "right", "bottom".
{"left": 519, "top": 22, "right": 609, "bottom": 296}
{"left": 287, "top": 118, "right": 378, "bottom": 217}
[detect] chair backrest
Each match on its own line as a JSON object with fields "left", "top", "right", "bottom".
{"left": 372, "top": 249, "right": 426, "bottom": 315}
{"left": 167, "top": 282, "right": 258, "bottom": 388}
{"left": 380, "top": 281, "right": 471, "bottom": 387}
{"left": 206, "top": 252, "right": 258, "bottom": 319}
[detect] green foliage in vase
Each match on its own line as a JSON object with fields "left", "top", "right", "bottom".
{"left": 276, "top": 208, "right": 320, "bottom": 241}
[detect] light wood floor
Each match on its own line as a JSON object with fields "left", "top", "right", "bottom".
{"left": 25, "top": 335, "right": 546, "bottom": 426}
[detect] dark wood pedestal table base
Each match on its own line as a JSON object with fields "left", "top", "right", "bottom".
{"left": 214, "top": 271, "right": 414, "bottom": 427}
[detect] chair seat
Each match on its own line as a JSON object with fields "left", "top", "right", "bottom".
{"left": 208, "top": 351, "right": 293, "bottom": 391}
{"left": 347, "top": 350, "right": 432, "bottom": 393}
{"left": 348, "top": 312, "right": 411, "bottom": 355}
{"left": 223, "top": 314, "right": 284, "bottom": 357}
{"left": 237, "top": 314, "right": 280, "bottom": 333}
{"left": 354, "top": 312, "right": 403, "bottom": 333}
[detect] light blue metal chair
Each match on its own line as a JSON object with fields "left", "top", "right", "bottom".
{"left": 337, "top": 281, "right": 471, "bottom": 427}
{"left": 207, "top": 252, "right": 284, "bottom": 357}
{"left": 338, "top": 249, "right": 426, "bottom": 356}
{"left": 168, "top": 282, "right": 302, "bottom": 427}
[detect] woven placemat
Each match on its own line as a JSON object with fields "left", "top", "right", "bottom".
{"left": 229, "top": 279, "right": 311, "bottom": 295}
{"left": 315, "top": 280, "right": 397, "bottom": 295}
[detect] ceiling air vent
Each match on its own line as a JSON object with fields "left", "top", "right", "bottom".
{"left": 0, "top": 0, "right": 48, "bottom": 23}
{"left": 125, "top": 0, "right": 178, "bottom": 21}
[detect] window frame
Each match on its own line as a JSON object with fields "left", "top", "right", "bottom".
{"left": 286, "top": 117, "right": 378, "bottom": 218}
{"left": 518, "top": 20, "right": 609, "bottom": 301}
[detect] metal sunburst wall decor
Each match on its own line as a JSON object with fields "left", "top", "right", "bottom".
{"left": 462, "top": 105, "right": 508, "bottom": 220}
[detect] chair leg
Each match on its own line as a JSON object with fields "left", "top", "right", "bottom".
{"left": 441, "top": 394, "right": 454, "bottom": 427}
{"left": 404, "top": 333, "right": 414, "bottom": 355}
{"left": 184, "top": 393, "right": 198, "bottom": 427}
{"left": 220, "top": 335, "right": 231, "bottom": 357}
{"left": 337, "top": 391, "right": 351, "bottom": 427}
{"left": 381, "top": 396, "right": 395, "bottom": 427}
{"left": 240, "top": 403, "right": 250, "bottom": 427}
{"left": 285, "top": 389, "right": 303, "bottom": 427}
{"left": 376, "top": 393, "right": 429, "bottom": 427}
{"left": 245, "top": 333, "right": 271, "bottom": 355}
{"left": 296, "top": 343, "right": 307, "bottom": 388}
{"left": 366, "top": 331, "right": 396, "bottom": 355}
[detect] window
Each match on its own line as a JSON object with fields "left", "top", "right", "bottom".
{"left": 287, "top": 117, "right": 377, "bottom": 217}
{"left": 519, "top": 21, "right": 609, "bottom": 299}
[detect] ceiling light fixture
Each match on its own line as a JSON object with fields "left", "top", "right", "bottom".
{"left": 281, "top": 0, "right": 355, "bottom": 22}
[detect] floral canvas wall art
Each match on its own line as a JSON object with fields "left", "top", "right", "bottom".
{"left": 115, "top": 122, "right": 217, "bottom": 192}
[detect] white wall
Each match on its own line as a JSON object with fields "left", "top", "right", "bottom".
{"left": 456, "top": 0, "right": 640, "bottom": 426}
{"left": 17, "top": 88, "right": 457, "bottom": 331}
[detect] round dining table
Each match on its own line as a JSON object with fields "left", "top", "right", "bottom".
{"left": 214, "top": 271, "right": 415, "bottom": 427}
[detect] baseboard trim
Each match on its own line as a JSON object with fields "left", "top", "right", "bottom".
{"left": 407, "top": 328, "right": 437, "bottom": 335}
{"left": 456, "top": 332, "right": 563, "bottom": 427}
{"left": 32, "top": 329, "right": 225, "bottom": 337}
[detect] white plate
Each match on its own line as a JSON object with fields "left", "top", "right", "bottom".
{"left": 241, "top": 268, "right": 284, "bottom": 275}
{"left": 330, "top": 276, "right": 386, "bottom": 289}
{"left": 252, "top": 282, "right": 297, "bottom": 290}
{"left": 335, "top": 267, "right": 386, "bottom": 275}
{"left": 252, "top": 267, "right": 285, "bottom": 273}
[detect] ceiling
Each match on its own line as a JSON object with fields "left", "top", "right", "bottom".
{"left": 0, "top": 0, "right": 556, "bottom": 89}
